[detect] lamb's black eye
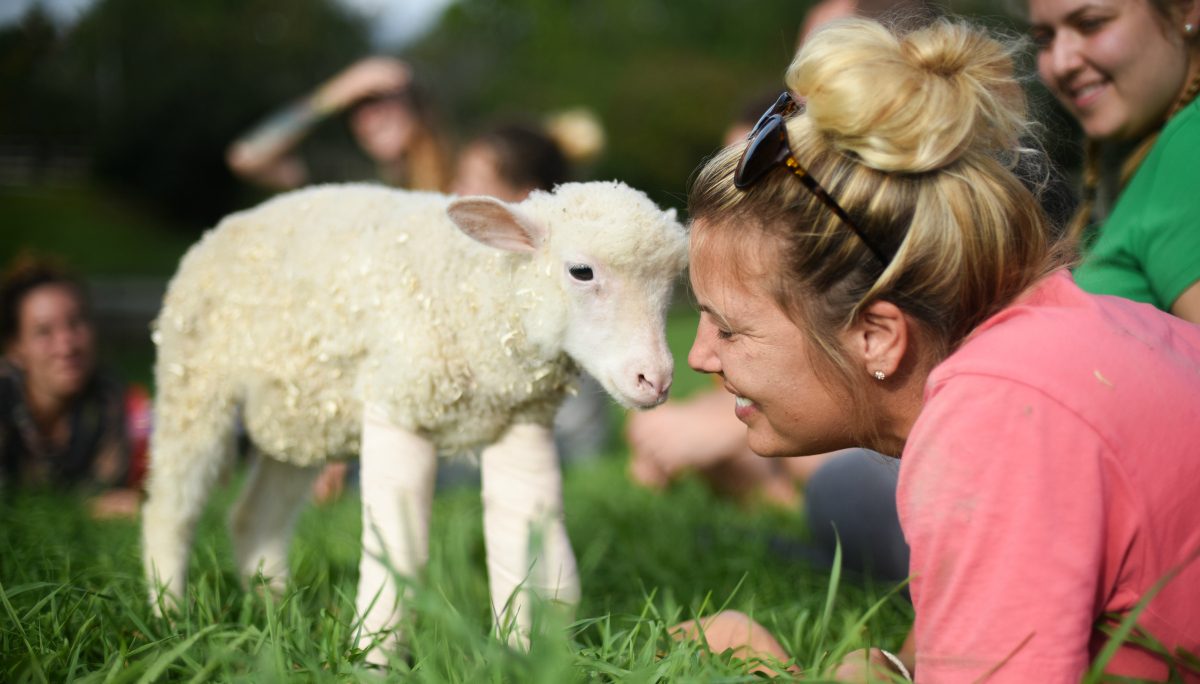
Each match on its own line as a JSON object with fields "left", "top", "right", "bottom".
{"left": 568, "top": 265, "right": 594, "bottom": 282}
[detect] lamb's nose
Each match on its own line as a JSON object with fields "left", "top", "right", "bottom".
{"left": 636, "top": 371, "right": 672, "bottom": 405}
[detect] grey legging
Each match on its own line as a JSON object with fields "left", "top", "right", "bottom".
{"left": 804, "top": 448, "right": 910, "bottom": 588}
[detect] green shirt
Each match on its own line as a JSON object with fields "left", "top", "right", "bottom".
{"left": 1073, "top": 98, "right": 1200, "bottom": 311}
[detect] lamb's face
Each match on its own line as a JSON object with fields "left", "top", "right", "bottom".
{"left": 447, "top": 182, "right": 688, "bottom": 409}
{"left": 553, "top": 244, "right": 679, "bottom": 408}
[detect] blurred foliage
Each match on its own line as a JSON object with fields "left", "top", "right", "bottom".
{"left": 0, "top": 0, "right": 814, "bottom": 230}
{"left": 1, "top": 0, "right": 371, "bottom": 231}
{"left": 1, "top": 185, "right": 192, "bottom": 276}
{"left": 0, "top": 0, "right": 1081, "bottom": 237}
{"left": 408, "top": 0, "right": 811, "bottom": 209}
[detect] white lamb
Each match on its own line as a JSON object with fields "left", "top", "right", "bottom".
{"left": 141, "top": 180, "right": 688, "bottom": 657}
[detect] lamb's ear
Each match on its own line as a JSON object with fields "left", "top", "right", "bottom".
{"left": 446, "top": 196, "right": 546, "bottom": 254}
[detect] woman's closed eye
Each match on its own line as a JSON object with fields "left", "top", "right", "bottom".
{"left": 1073, "top": 11, "right": 1112, "bottom": 35}
{"left": 699, "top": 310, "right": 738, "bottom": 341}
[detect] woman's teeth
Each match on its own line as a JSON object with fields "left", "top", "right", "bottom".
{"left": 734, "top": 396, "right": 753, "bottom": 408}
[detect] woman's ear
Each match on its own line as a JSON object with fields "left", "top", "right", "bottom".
{"left": 1178, "top": 0, "right": 1200, "bottom": 30}
{"left": 843, "top": 300, "right": 909, "bottom": 380}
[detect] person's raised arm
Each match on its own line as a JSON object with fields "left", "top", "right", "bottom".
{"left": 226, "top": 56, "right": 412, "bottom": 190}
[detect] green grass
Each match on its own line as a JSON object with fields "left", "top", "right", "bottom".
{"left": 0, "top": 455, "right": 914, "bottom": 683}
{"left": 0, "top": 183, "right": 194, "bottom": 278}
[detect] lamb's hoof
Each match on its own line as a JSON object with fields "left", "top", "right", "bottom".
{"left": 247, "top": 572, "right": 288, "bottom": 602}
{"left": 358, "top": 632, "right": 409, "bottom": 669}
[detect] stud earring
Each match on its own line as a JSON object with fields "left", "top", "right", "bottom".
{"left": 1187, "top": 23, "right": 1197, "bottom": 36}
{"left": 873, "top": 370, "right": 886, "bottom": 381}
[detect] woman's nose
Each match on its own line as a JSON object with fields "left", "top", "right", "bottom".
{"left": 687, "top": 320, "right": 720, "bottom": 374}
{"left": 55, "top": 325, "right": 88, "bottom": 355}
{"left": 1048, "top": 31, "right": 1084, "bottom": 81}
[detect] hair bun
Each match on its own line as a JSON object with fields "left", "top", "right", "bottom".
{"left": 786, "top": 18, "right": 1028, "bottom": 173}
{"left": 543, "top": 108, "right": 606, "bottom": 164}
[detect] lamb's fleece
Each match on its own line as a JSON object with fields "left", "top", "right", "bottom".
{"left": 151, "top": 181, "right": 688, "bottom": 467}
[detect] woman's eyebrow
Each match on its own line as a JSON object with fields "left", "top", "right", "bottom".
{"left": 1030, "top": 2, "right": 1103, "bottom": 29}
{"left": 697, "top": 304, "right": 736, "bottom": 329}
{"left": 1062, "top": 3, "right": 1108, "bottom": 24}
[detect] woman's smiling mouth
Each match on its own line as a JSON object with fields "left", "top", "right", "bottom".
{"left": 733, "top": 394, "right": 757, "bottom": 420}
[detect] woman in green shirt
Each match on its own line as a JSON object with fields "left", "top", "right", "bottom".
{"left": 1029, "top": 0, "right": 1200, "bottom": 322}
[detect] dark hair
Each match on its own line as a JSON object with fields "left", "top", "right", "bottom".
{"left": 475, "top": 122, "right": 569, "bottom": 192}
{"left": 1, "top": 254, "right": 88, "bottom": 346}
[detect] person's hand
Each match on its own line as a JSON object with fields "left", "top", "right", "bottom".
{"left": 312, "top": 461, "right": 349, "bottom": 505}
{"left": 88, "top": 488, "right": 141, "bottom": 520}
{"left": 314, "top": 57, "right": 412, "bottom": 112}
{"left": 671, "top": 611, "right": 799, "bottom": 677}
{"left": 627, "top": 389, "right": 748, "bottom": 489}
{"left": 831, "top": 648, "right": 912, "bottom": 682}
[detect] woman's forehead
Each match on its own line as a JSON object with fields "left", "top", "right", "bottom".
{"left": 689, "top": 219, "right": 780, "bottom": 290}
{"left": 22, "top": 283, "right": 82, "bottom": 311}
{"left": 690, "top": 244, "right": 781, "bottom": 318}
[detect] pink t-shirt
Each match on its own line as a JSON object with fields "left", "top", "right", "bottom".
{"left": 898, "top": 271, "right": 1200, "bottom": 682}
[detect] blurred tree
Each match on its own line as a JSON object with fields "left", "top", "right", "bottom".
{"left": 408, "top": 0, "right": 810, "bottom": 211}
{"left": 0, "top": 8, "right": 86, "bottom": 183}
{"left": 407, "top": 0, "right": 1080, "bottom": 214}
{"left": 0, "top": 0, "right": 1081, "bottom": 231}
{"left": 42, "top": 0, "right": 372, "bottom": 229}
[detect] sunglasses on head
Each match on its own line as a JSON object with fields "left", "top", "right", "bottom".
{"left": 734, "top": 91, "right": 891, "bottom": 265}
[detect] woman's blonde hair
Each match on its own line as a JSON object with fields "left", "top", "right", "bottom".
{"left": 689, "top": 18, "right": 1070, "bottom": 437}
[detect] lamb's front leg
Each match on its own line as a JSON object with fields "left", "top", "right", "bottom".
{"left": 480, "top": 422, "right": 580, "bottom": 648}
{"left": 356, "top": 403, "right": 437, "bottom": 663}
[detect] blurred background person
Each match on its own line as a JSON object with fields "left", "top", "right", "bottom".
{"left": 451, "top": 121, "right": 569, "bottom": 201}
{"left": 226, "top": 56, "right": 451, "bottom": 192}
{"left": 1029, "top": 0, "right": 1200, "bottom": 322}
{"left": 1, "top": 254, "right": 150, "bottom": 519}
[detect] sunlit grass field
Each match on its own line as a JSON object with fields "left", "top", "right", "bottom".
{"left": 0, "top": 294, "right": 915, "bottom": 682}
{"left": 1, "top": 454, "right": 918, "bottom": 682}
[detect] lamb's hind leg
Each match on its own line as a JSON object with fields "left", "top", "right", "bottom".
{"left": 142, "top": 392, "right": 237, "bottom": 612}
{"left": 356, "top": 402, "right": 437, "bottom": 662}
{"left": 228, "top": 450, "right": 320, "bottom": 594}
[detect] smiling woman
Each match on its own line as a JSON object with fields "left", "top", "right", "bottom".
{"left": 676, "top": 16, "right": 1200, "bottom": 683}
{"left": 0, "top": 255, "right": 148, "bottom": 518}
{"left": 1028, "top": 0, "right": 1200, "bottom": 321}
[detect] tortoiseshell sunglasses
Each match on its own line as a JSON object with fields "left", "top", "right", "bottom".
{"left": 734, "top": 91, "right": 890, "bottom": 264}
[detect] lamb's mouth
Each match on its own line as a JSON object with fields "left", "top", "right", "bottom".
{"left": 608, "top": 384, "right": 670, "bottom": 410}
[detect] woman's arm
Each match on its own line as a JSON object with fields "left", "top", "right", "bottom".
{"left": 1169, "top": 280, "right": 1200, "bottom": 324}
{"left": 226, "top": 57, "right": 412, "bottom": 190}
{"left": 226, "top": 99, "right": 324, "bottom": 190}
